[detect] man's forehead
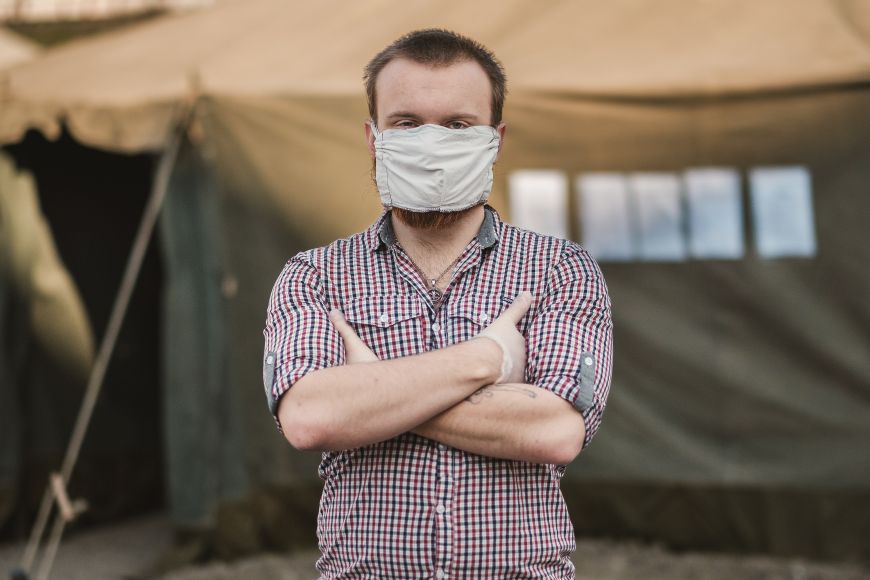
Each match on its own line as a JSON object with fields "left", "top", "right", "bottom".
{"left": 377, "top": 57, "right": 490, "bottom": 89}
{"left": 375, "top": 57, "right": 492, "bottom": 120}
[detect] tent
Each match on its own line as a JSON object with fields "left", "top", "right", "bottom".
{"left": 0, "top": 27, "right": 38, "bottom": 70}
{"left": 1, "top": 0, "right": 869, "bottom": 560}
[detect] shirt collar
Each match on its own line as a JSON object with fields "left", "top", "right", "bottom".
{"left": 367, "top": 205, "right": 501, "bottom": 252}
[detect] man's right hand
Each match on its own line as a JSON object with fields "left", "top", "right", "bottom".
{"left": 329, "top": 309, "right": 379, "bottom": 364}
{"left": 476, "top": 292, "right": 532, "bottom": 384}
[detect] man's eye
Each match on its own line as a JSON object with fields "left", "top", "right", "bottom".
{"left": 447, "top": 122, "right": 468, "bottom": 130}
{"left": 395, "top": 121, "right": 417, "bottom": 129}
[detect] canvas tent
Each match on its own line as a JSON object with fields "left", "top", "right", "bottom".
{"left": 1, "top": 0, "right": 869, "bottom": 560}
{"left": 0, "top": 27, "right": 38, "bottom": 70}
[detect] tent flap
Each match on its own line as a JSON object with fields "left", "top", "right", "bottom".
{"left": 3, "top": 0, "right": 870, "bottom": 150}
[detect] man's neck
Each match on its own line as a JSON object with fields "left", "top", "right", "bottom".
{"left": 391, "top": 205, "right": 485, "bottom": 268}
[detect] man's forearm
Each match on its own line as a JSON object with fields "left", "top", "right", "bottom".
{"left": 278, "top": 338, "right": 502, "bottom": 451}
{"left": 412, "top": 384, "right": 586, "bottom": 465}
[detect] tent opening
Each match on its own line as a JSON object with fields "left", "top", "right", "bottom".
{"left": 2, "top": 129, "right": 165, "bottom": 537}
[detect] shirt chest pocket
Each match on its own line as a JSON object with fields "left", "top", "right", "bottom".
{"left": 445, "top": 294, "right": 518, "bottom": 343}
{"left": 342, "top": 294, "right": 425, "bottom": 360}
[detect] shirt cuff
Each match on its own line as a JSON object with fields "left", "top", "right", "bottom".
{"left": 264, "top": 355, "right": 335, "bottom": 433}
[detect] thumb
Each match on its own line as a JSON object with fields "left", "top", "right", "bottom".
{"left": 329, "top": 308, "right": 379, "bottom": 363}
{"left": 499, "top": 291, "right": 532, "bottom": 324}
{"left": 329, "top": 309, "right": 360, "bottom": 342}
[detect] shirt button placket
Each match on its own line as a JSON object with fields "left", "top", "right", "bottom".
{"left": 430, "top": 304, "right": 451, "bottom": 576}
{"left": 428, "top": 310, "right": 442, "bottom": 350}
{"left": 434, "top": 440, "right": 453, "bottom": 579}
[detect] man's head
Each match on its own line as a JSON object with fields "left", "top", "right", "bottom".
{"left": 363, "top": 29, "right": 507, "bottom": 230}
{"left": 364, "top": 28, "right": 507, "bottom": 129}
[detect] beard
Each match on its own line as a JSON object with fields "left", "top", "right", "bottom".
{"left": 392, "top": 206, "right": 481, "bottom": 231}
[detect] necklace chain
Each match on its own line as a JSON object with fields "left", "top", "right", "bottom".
{"left": 399, "top": 246, "right": 465, "bottom": 304}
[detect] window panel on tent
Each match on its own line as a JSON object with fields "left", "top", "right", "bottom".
{"left": 684, "top": 168, "right": 744, "bottom": 259}
{"left": 629, "top": 172, "right": 687, "bottom": 262}
{"left": 507, "top": 170, "right": 569, "bottom": 239}
{"left": 749, "top": 166, "right": 817, "bottom": 258}
{"left": 576, "top": 173, "right": 634, "bottom": 261}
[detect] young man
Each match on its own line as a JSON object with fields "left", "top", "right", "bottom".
{"left": 264, "top": 29, "right": 613, "bottom": 579}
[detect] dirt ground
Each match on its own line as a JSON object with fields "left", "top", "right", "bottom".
{"left": 1, "top": 513, "right": 868, "bottom": 580}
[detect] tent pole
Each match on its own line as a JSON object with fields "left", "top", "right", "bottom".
{"left": 16, "top": 123, "right": 186, "bottom": 580}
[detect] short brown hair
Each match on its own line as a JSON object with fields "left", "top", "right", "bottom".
{"left": 364, "top": 29, "right": 507, "bottom": 127}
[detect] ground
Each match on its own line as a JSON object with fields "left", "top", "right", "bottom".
{"left": 0, "top": 513, "right": 868, "bottom": 580}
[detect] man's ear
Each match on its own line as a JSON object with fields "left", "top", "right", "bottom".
{"left": 364, "top": 120, "right": 376, "bottom": 160}
{"left": 494, "top": 123, "right": 507, "bottom": 164}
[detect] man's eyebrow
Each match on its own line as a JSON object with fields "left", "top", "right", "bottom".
{"left": 385, "top": 111, "right": 424, "bottom": 121}
{"left": 445, "top": 112, "right": 484, "bottom": 121}
{"left": 385, "top": 111, "right": 484, "bottom": 121}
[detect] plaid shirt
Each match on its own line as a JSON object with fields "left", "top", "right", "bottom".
{"left": 263, "top": 206, "right": 613, "bottom": 579}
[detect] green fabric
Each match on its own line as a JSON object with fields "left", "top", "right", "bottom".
{"left": 546, "top": 88, "right": 870, "bottom": 489}
{"left": 158, "top": 138, "right": 324, "bottom": 531}
{"left": 563, "top": 483, "right": 870, "bottom": 561}
{"left": 159, "top": 140, "right": 248, "bottom": 527}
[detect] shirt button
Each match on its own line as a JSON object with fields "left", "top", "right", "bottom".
{"left": 379, "top": 313, "right": 389, "bottom": 323}
{"left": 478, "top": 312, "right": 489, "bottom": 323}
{"left": 432, "top": 322, "right": 441, "bottom": 332}
{"left": 437, "top": 443, "right": 446, "bottom": 451}
{"left": 584, "top": 356, "right": 594, "bottom": 366}
{"left": 436, "top": 569, "right": 447, "bottom": 579}
{"left": 435, "top": 504, "right": 446, "bottom": 515}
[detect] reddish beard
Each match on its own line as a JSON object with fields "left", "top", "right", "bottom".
{"left": 392, "top": 206, "right": 480, "bottom": 231}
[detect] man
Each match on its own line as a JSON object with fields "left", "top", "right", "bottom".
{"left": 264, "top": 29, "right": 613, "bottom": 579}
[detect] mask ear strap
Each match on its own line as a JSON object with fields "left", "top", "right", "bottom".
{"left": 369, "top": 120, "right": 380, "bottom": 139}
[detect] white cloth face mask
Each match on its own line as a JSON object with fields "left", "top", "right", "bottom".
{"left": 371, "top": 122, "right": 500, "bottom": 213}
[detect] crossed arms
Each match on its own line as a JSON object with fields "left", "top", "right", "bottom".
{"left": 278, "top": 293, "right": 586, "bottom": 465}
{"left": 268, "top": 248, "right": 612, "bottom": 466}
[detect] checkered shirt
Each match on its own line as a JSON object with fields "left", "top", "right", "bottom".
{"left": 263, "top": 206, "right": 613, "bottom": 579}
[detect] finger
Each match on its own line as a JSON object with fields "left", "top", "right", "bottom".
{"left": 329, "top": 309, "right": 378, "bottom": 361}
{"left": 498, "top": 291, "right": 532, "bottom": 324}
{"left": 329, "top": 309, "right": 364, "bottom": 345}
{"left": 328, "top": 308, "right": 350, "bottom": 332}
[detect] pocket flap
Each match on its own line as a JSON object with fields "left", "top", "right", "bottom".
{"left": 343, "top": 294, "right": 423, "bottom": 327}
{"left": 446, "top": 294, "right": 510, "bottom": 326}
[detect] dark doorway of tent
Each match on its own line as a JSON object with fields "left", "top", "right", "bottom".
{"left": 2, "top": 129, "right": 165, "bottom": 538}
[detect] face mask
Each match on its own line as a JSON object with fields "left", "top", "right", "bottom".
{"left": 371, "top": 123, "right": 500, "bottom": 213}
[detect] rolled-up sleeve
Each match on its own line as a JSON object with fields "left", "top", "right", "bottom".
{"left": 263, "top": 254, "right": 344, "bottom": 431}
{"left": 526, "top": 244, "right": 613, "bottom": 449}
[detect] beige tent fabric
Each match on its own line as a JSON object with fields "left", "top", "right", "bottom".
{"left": 196, "top": 95, "right": 381, "bottom": 245}
{"left": 2, "top": 0, "right": 870, "bottom": 152}
{"left": 0, "top": 27, "right": 39, "bottom": 71}
{"left": 496, "top": 0, "right": 870, "bottom": 97}
{"left": 0, "top": 152, "right": 95, "bottom": 381}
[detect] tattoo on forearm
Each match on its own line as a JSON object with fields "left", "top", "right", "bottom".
{"left": 466, "top": 385, "right": 538, "bottom": 405}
